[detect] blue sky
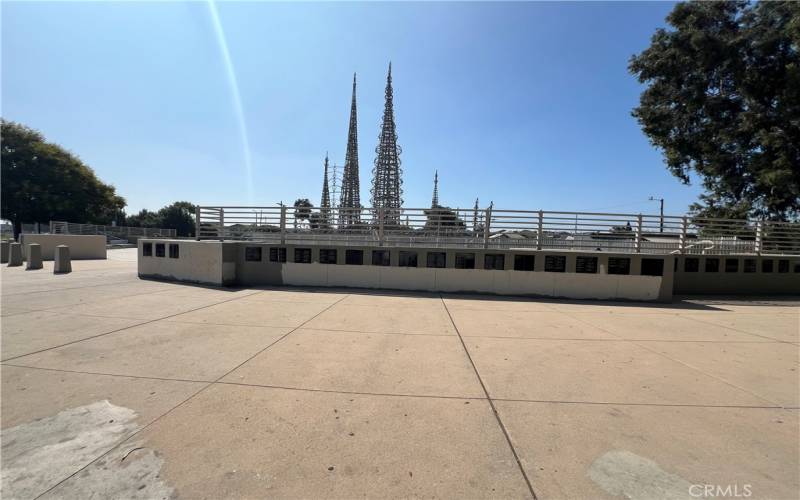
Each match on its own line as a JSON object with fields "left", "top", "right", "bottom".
{"left": 2, "top": 1, "right": 700, "bottom": 216}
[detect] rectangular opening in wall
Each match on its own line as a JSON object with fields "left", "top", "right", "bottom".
{"left": 575, "top": 256, "right": 598, "bottom": 274}
{"left": 743, "top": 259, "right": 756, "bottom": 273}
{"left": 725, "top": 258, "right": 739, "bottom": 273}
{"left": 455, "top": 253, "right": 475, "bottom": 269}
{"left": 269, "top": 247, "right": 287, "bottom": 263}
{"left": 427, "top": 252, "right": 446, "bottom": 268}
{"left": 684, "top": 258, "right": 699, "bottom": 272}
{"left": 169, "top": 244, "right": 179, "bottom": 259}
{"left": 372, "top": 250, "right": 390, "bottom": 266}
{"left": 778, "top": 259, "right": 789, "bottom": 273}
{"left": 484, "top": 254, "right": 505, "bottom": 270}
{"left": 345, "top": 249, "right": 363, "bottom": 265}
{"left": 319, "top": 249, "right": 337, "bottom": 264}
{"left": 641, "top": 258, "right": 664, "bottom": 276}
{"left": 794, "top": 262, "right": 800, "bottom": 273}
{"left": 513, "top": 254, "right": 535, "bottom": 271}
{"left": 245, "top": 247, "right": 262, "bottom": 262}
{"left": 294, "top": 248, "right": 311, "bottom": 263}
{"left": 544, "top": 255, "right": 566, "bottom": 273}
{"left": 705, "top": 258, "right": 720, "bottom": 273}
{"left": 608, "top": 257, "right": 630, "bottom": 275}
{"left": 762, "top": 259, "right": 773, "bottom": 273}
{"left": 399, "top": 251, "right": 417, "bottom": 267}
{"left": 142, "top": 243, "right": 152, "bottom": 257}
{"left": 155, "top": 243, "right": 165, "bottom": 258}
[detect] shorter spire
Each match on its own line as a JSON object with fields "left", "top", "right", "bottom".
{"left": 431, "top": 170, "right": 439, "bottom": 208}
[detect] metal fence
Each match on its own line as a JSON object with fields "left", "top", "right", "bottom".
{"left": 195, "top": 205, "right": 800, "bottom": 256}
{"left": 50, "top": 221, "right": 177, "bottom": 239}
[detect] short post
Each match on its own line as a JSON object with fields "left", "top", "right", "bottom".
{"left": 7, "top": 242, "right": 23, "bottom": 267}
{"left": 280, "top": 206, "right": 287, "bottom": 245}
{"left": 635, "top": 214, "right": 643, "bottom": 253}
{"left": 1, "top": 240, "right": 9, "bottom": 263}
{"left": 378, "top": 208, "right": 385, "bottom": 246}
{"left": 537, "top": 210, "right": 544, "bottom": 250}
{"left": 679, "top": 216, "right": 688, "bottom": 253}
{"left": 54, "top": 245, "right": 72, "bottom": 274}
{"left": 195, "top": 206, "right": 201, "bottom": 241}
{"left": 755, "top": 221, "right": 763, "bottom": 255}
{"left": 219, "top": 208, "right": 225, "bottom": 242}
{"left": 483, "top": 206, "right": 492, "bottom": 249}
{"left": 26, "top": 243, "right": 43, "bottom": 270}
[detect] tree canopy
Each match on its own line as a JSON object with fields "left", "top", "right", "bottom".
{"left": 125, "top": 201, "right": 197, "bottom": 237}
{"left": 1, "top": 120, "right": 126, "bottom": 237}
{"left": 630, "top": 1, "right": 800, "bottom": 220}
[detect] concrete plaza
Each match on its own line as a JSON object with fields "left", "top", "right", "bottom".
{"left": 1, "top": 248, "right": 798, "bottom": 499}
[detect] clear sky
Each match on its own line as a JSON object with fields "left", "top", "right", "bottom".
{"left": 2, "top": 1, "right": 701, "bottom": 216}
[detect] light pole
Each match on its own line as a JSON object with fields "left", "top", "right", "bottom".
{"left": 649, "top": 196, "right": 664, "bottom": 233}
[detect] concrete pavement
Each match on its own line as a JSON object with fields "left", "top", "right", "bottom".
{"left": 1, "top": 248, "right": 798, "bottom": 499}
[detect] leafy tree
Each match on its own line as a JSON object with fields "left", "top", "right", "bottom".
{"left": 1, "top": 120, "right": 126, "bottom": 238}
{"left": 630, "top": 1, "right": 800, "bottom": 220}
{"left": 158, "top": 201, "right": 196, "bottom": 237}
{"left": 125, "top": 201, "right": 196, "bottom": 237}
{"left": 293, "top": 198, "right": 313, "bottom": 228}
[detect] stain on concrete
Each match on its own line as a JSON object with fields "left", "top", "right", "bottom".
{"left": 588, "top": 450, "right": 693, "bottom": 500}
{"left": 1, "top": 400, "right": 171, "bottom": 500}
{"left": 40, "top": 440, "right": 173, "bottom": 500}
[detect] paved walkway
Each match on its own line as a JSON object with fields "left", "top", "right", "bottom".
{"left": 2, "top": 248, "right": 798, "bottom": 499}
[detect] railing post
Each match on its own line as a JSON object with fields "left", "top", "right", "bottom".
{"left": 679, "top": 216, "right": 687, "bottom": 253}
{"left": 635, "top": 214, "right": 643, "bottom": 253}
{"left": 378, "top": 208, "right": 385, "bottom": 246}
{"left": 755, "top": 221, "right": 763, "bottom": 255}
{"left": 483, "top": 206, "right": 492, "bottom": 249}
{"left": 195, "top": 206, "right": 201, "bottom": 241}
{"left": 280, "top": 206, "right": 287, "bottom": 245}
{"left": 537, "top": 210, "right": 544, "bottom": 250}
{"left": 219, "top": 208, "right": 225, "bottom": 242}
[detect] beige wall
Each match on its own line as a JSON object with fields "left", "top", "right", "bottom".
{"left": 19, "top": 234, "right": 106, "bottom": 260}
{"left": 173, "top": 241, "right": 674, "bottom": 302}
{"left": 137, "top": 239, "right": 237, "bottom": 286}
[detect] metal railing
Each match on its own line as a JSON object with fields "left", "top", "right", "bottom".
{"left": 195, "top": 205, "right": 800, "bottom": 256}
{"left": 50, "top": 221, "right": 177, "bottom": 239}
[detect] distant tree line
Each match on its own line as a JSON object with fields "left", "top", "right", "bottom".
{"left": 1, "top": 120, "right": 196, "bottom": 238}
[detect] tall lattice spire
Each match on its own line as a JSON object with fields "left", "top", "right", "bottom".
{"left": 472, "top": 198, "right": 480, "bottom": 232}
{"left": 371, "top": 62, "right": 403, "bottom": 225}
{"left": 320, "top": 153, "right": 331, "bottom": 224}
{"left": 339, "top": 73, "right": 361, "bottom": 226}
{"left": 431, "top": 170, "right": 439, "bottom": 208}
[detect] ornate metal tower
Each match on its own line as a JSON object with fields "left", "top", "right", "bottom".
{"left": 371, "top": 63, "right": 403, "bottom": 226}
{"left": 339, "top": 73, "right": 361, "bottom": 227}
{"left": 431, "top": 170, "right": 439, "bottom": 208}
{"left": 320, "top": 153, "right": 331, "bottom": 224}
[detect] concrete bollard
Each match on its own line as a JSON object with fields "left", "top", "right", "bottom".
{"left": 7, "top": 242, "right": 23, "bottom": 267}
{"left": 1, "top": 240, "right": 9, "bottom": 263}
{"left": 26, "top": 243, "right": 43, "bottom": 270}
{"left": 54, "top": 245, "right": 72, "bottom": 274}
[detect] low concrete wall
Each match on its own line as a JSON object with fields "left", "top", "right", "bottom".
{"left": 673, "top": 255, "right": 800, "bottom": 295}
{"left": 137, "top": 240, "right": 236, "bottom": 286}
{"left": 139, "top": 240, "right": 674, "bottom": 301}
{"left": 19, "top": 234, "right": 106, "bottom": 260}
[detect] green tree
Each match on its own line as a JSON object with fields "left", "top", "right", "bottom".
{"left": 125, "top": 201, "right": 196, "bottom": 237}
{"left": 1, "top": 120, "right": 126, "bottom": 238}
{"left": 630, "top": 1, "right": 800, "bottom": 220}
{"left": 158, "top": 201, "right": 196, "bottom": 237}
{"left": 293, "top": 198, "right": 313, "bottom": 228}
